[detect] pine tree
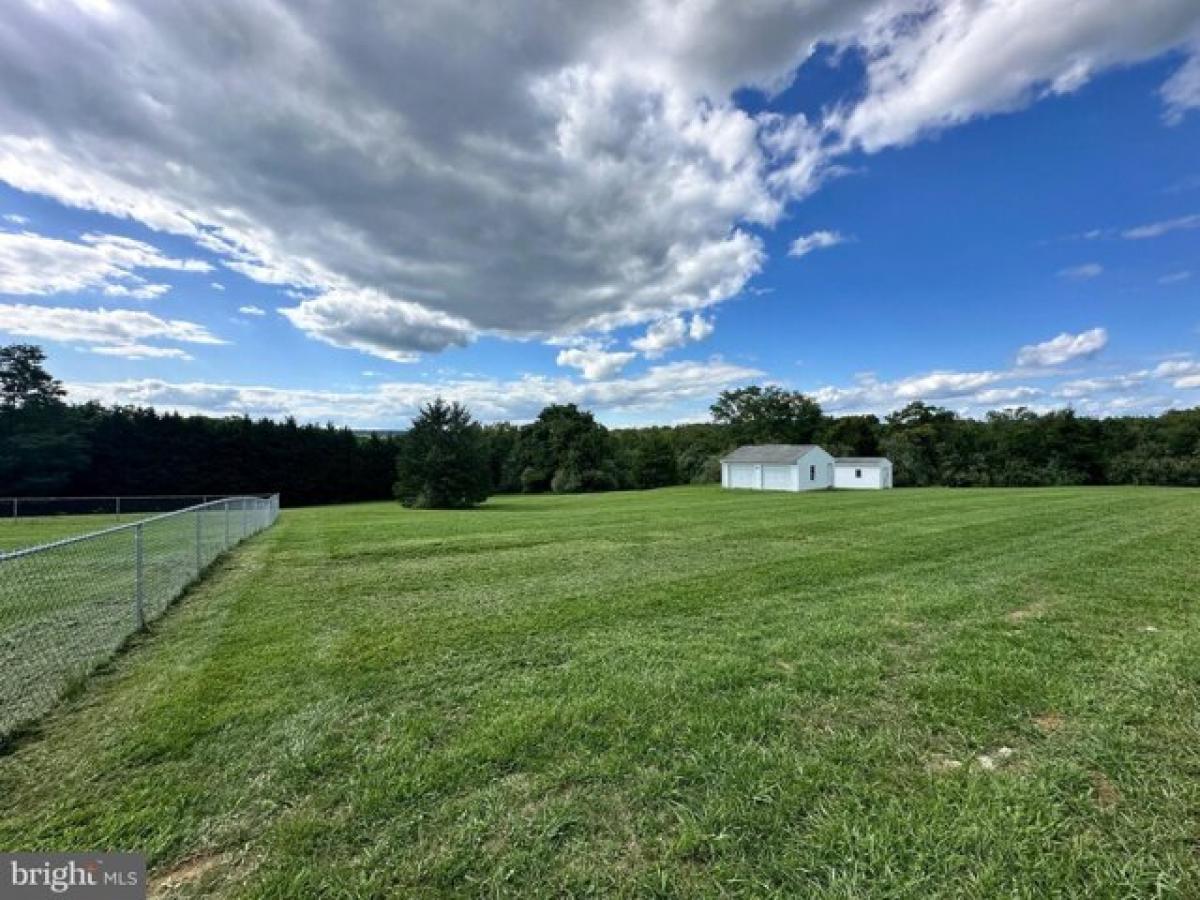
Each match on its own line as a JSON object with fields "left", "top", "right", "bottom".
{"left": 393, "top": 399, "right": 490, "bottom": 508}
{"left": 0, "top": 344, "right": 66, "bottom": 410}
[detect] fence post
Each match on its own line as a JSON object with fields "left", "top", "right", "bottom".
{"left": 10, "top": 498, "right": 15, "bottom": 523}
{"left": 134, "top": 523, "right": 145, "bottom": 630}
{"left": 224, "top": 500, "right": 230, "bottom": 548}
{"left": 115, "top": 496, "right": 121, "bottom": 522}
{"left": 241, "top": 500, "right": 248, "bottom": 539}
{"left": 195, "top": 507, "right": 203, "bottom": 575}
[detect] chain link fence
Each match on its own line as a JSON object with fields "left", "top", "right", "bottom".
{"left": 2, "top": 495, "right": 238, "bottom": 521}
{"left": 0, "top": 494, "right": 280, "bottom": 739}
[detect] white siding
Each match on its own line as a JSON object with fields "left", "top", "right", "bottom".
{"left": 834, "top": 463, "right": 891, "bottom": 489}
{"left": 728, "top": 463, "right": 758, "bottom": 489}
{"left": 762, "top": 465, "right": 794, "bottom": 490}
{"left": 721, "top": 446, "right": 844, "bottom": 492}
{"left": 796, "top": 447, "right": 835, "bottom": 490}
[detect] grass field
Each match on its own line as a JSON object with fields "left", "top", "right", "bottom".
{"left": 0, "top": 513, "right": 128, "bottom": 552}
{"left": 1, "top": 486, "right": 1199, "bottom": 897}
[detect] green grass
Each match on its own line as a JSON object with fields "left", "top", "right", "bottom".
{"left": 1, "top": 486, "right": 1199, "bottom": 897}
{"left": 0, "top": 513, "right": 129, "bottom": 551}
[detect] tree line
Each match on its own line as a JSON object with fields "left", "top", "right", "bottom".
{"left": 396, "top": 385, "right": 1200, "bottom": 507}
{"left": 3, "top": 345, "right": 1199, "bottom": 509}
{"left": 0, "top": 345, "right": 397, "bottom": 505}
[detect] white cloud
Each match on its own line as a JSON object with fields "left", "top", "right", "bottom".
{"left": 973, "top": 386, "right": 1043, "bottom": 405}
{"left": 278, "top": 288, "right": 475, "bottom": 363}
{"left": 810, "top": 364, "right": 1178, "bottom": 418}
{"left": 3, "top": 213, "right": 29, "bottom": 225}
{"left": 809, "top": 368, "right": 1011, "bottom": 413}
{"left": 892, "top": 369, "right": 1007, "bottom": 400}
{"left": 1162, "top": 42, "right": 1200, "bottom": 123}
{"left": 1153, "top": 358, "right": 1200, "bottom": 388}
{"left": 0, "top": 1, "right": 1193, "bottom": 363}
{"left": 1016, "top": 327, "right": 1108, "bottom": 367}
{"left": 1058, "top": 263, "right": 1103, "bottom": 280}
{"left": 555, "top": 346, "right": 637, "bottom": 380}
{"left": 688, "top": 313, "right": 715, "bottom": 342}
{"left": 804, "top": 328, "right": 1145, "bottom": 416}
{"left": 237, "top": 305, "right": 266, "bottom": 316}
{"left": 788, "top": 229, "right": 847, "bottom": 258}
{"left": 0, "top": 303, "right": 225, "bottom": 355}
{"left": 65, "top": 358, "right": 761, "bottom": 427}
{"left": 631, "top": 313, "right": 715, "bottom": 357}
{"left": 1159, "top": 270, "right": 1191, "bottom": 284}
{"left": 91, "top": 344, "right": 194, "bottom": 361}
{"left": 0, "top": 230, "right": 208, "bottom": 300}
{"left": 1122, "top": 213, "right": 1200, "bottom": 239}
{"left": 1056, "top": 372, "right": 1150, "bottom": 398}
{"left": 839, "top": 0, "right": 1200, "bottom": 151}
{"left": 211, "top": 281, "right": 225, "bottom": 291}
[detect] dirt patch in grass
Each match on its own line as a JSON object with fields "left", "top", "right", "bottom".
{"left": 1007, "top": 603, "right": 1046, "bottom": 623}
{"left": 150, "top": 853, "right": 227, "bottom": 897}
{"left": 1033, "top": 712, "right": 1066, "bottom": 734}
{"left": 1092, "top": 772, "right": 1121, "bottom": 811}
{"left": 927, "top": 753, "right": 964, "bottom": 774}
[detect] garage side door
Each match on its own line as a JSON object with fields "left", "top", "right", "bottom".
{"left": 729, "top": 464, "right": 757, "bottom": 488}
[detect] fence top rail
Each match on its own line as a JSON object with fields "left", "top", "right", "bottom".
{"left": 0, "top": 494, "right": 278, "bottom": 562}
{"left": 0, "top": 494, "right": 274, "bottom": 502}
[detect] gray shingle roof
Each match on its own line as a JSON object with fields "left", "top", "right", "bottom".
{"left": 834, "top": 457, "right": 891, "bottom": 465}
{"left": 721, "top": 444, "right": 818, "bottom": 464}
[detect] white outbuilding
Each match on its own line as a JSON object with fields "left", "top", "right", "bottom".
{"left": 833, "top": 457, "right": 894, "bottom": 489}
{"left": 720, "top": 445, "right": 894, "bottom": 491}
{"left": 720, "top": 444, "right": 835, "bottom": 492}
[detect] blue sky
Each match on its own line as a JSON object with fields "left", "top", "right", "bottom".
{"left": 0, "top": 1, "right": 1198, "bottom": 427}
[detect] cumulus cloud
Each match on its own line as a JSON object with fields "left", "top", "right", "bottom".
{"left": 1016, "top": 327, "right": 1108, "bottom": 367}
{"left": 810, "top": 367, "right": 1012, "bottom": 413}
{"left": 1058, "top": 263, "right": 1103, "bottom": 280}
{"left": 839, "top": 0, "right": 1200, "bottom": 151}
{"left": 278, "top": 288, "right": 475, "bottom": 363}
{"left": 803, "top": 327, "right": 1158, "bottom": 415}
{"left": 3, "top": 213, "right": 29, "bottom": 225}
{"left": 688, "top": 314, "right": 715, "bottom": 342}
{"left": 788, "top": 229, "right": 847, "bottom": 258}
{"left": 0, "top": 230, "right": 209, "bottom": 300}
{"left": 65, "top": 358, "right": 762, "bottom": 427}
{"left": 237, "top": 305, "right": 266, "bottom": 316}
{"left": 1154, "top": 358, "right": 1200, "bottom": 388}
{"left": 892, "top": 369, "right": 1007, "bottom": 400}
{"left": 631, "top": 313, "right": 715, "bottom": 357}
{"left": 0, "top": 1, "right": 1195, "bottom": 361}
{"left": 973, "top": 386, "right": 1043, "bottom": 405}
{"left": 0, "top": 303, "right": 225, "bottom": 358}
{"left": 555, "top": 346, "right": 637, "bottom": 380}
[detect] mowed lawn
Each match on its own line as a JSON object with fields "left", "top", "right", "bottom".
{"left": 2, "top": 487, "right": 1199, "bottom": 897}
{"left": 0, "top": 513, "right": 128, "bottom": 552}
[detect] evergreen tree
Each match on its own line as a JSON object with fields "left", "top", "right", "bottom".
{"left": 393, "top": 399, "right": 490, "bottom": 508}
{"left": 0, "top": 344, "right": 65, "bottom": 410}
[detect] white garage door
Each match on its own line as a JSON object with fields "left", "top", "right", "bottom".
{"left": 729, "top": 464, "right": 757, "bottom": 488}
{"left": 762, "top": 465, "right": 793, "bottom": 491}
